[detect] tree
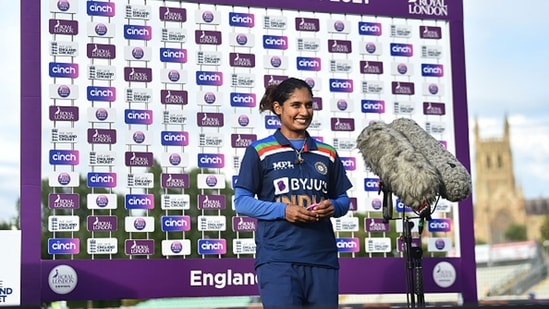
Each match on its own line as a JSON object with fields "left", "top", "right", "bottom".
{"left": 504, "top": 223, "right": 527, "bottom": 242}
{"left": 540, "top": 215, "right": 549, "bottom": 242}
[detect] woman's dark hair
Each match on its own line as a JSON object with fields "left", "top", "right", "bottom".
{"left": 259, "top": 77, "right": 313, "bottom": 114}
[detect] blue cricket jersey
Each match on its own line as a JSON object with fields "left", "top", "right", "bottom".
{"left": 235, "top": 129, "right": 353, "bottom": 269}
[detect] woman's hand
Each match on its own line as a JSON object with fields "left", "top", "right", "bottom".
{"left": 284, "top": 200, "right": 334, "bottom": 223}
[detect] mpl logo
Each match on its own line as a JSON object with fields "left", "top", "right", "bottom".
{"left": 329, "top": 78, "right": 353, "bottom": 92}
{"left": 161, "top": 131, "right": 189, "bottom": 146}
{"left": 358, "top": 22, "right": 382, "bottom": 36}
{"left": 198, "top": 239, "right": 226, "bottom": 255}
{"left": 49, "top": 62, "right": 78, "bottom": 78}
{"left": 229, "top": 12, "right": 254, "bottom": 27}
{"left": 390, "top": 43, "right": 413, "bottom": 57}
{"left": 87, "top": 86, "right": 116, "bottom": 101}
{"left": 364, "top": 178, "right": 379, "bottom": 192}
{"left": 160, "top": 47, "right": 187, "bottom": 63}
{"left": 49, "top": 149, "right": 79, "bottom": 165}
{"left": 296, "top": 57, "right": 321, "bottom": 71}
{"left": 198, "top": 153, "right": 224, "bottom": 168}
{"left": 87, "top": 172, "right": 117, "bottom": 188}
{"left": 265, "top": 115, "right": 281, "bottom": 129}
{"left": 230, "top": 92, "right": 256, "bottom": 107}
{"left": 263, "top": 35, "right": 288, "bottom": 50}
{"left": 125, "top": 194, "right": 154, "bottom": 210}
{"left": 87, "top": 1, "right": 115, "bottom": 17}
{"left": 196, "top": 71, "right": 223, "bottom": 86}
{"left": 428, "top": 218, "right": 452, "bottom": 232}
{"left": 421, "top": 63, "right": 444, "bottom": 77}
{"left": 161, "top": 216, "right": 191, "bottom": 232}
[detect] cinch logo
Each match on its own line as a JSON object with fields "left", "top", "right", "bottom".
{"left": 87, "top": 1, "right": 115, "bottom": 17}
{"left": 263, "top": 35, "right": 288, "bottom": 50}
{"left": 124, "top": 25, "right": 152, "bottom": 40}
{"left": 336, "top": 238, "right": 360, "bottom": 253}
{"left": 229, "top": 12, "right": 254, "bottom": 27}
{"left": 395, "top": 199, "right": 413, "bottom": 213}
{"left": 160, "top": 48, "right": 187, "bottom": 63}
{"left": 340, "top": 157, "right": 356, "bottom": 171}
{"left": 198, "top": 239, "right": 226, "bottom": 255}
{"left": 125, "top": 194, "right": 154, "bottom": 210}
{"left": 428, "top": 218, "right": 452, "bottom": 232}
{"left": 49, "top": 62, "right": 78, "bottom": 78}
{"left": 87, "top": 86, "right": 116, "bottom": 101}
{"left": 49, "top": 149, "right": 79, "bottom": 165}
{"left": 296, "top": 57, "right": 321, "bottom": 71}
{"left": 361, "top": 99, "right": 385, "bottom": 113}
{"left": 390, "top": 43, "right": 413, "bottom": 57}
{"left": 48, "top": 238, "right": 79, "bottom": 254}
{"left": 358, "top": 21, "right": 382, "bottom": 36}
{"left": 364, "top": 178, "right": 380, "bottom": 192}
{"left": 265, "top": 115, "right": 281, "bottom": 129}
{"left": 124, "top": 109, "right": 153, "bottom": 125}
{"left": 161, "top": 131, "right": 189, "bottom": 146}
{"left": 196, "top": 71, "right": 223, "bottom": 86}
{"left": 329, "top": 78, "right": 353, "bottom": 92}
{"left": 161, "top": 216, "right": 191, "bottom": 232}
{"left": 230, "top": 93, "right": 256, "bottom": 107}
{"left": 87, "top": 172, "right": 117, "bottom": 188}
{"left": 421, "top": 64, "right": 444, "bottom": 77}
{"left": 198, "top": 153, "right": 225, "bottom": 168}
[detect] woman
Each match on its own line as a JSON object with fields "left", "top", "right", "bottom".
{"left": 234, "top": 77, "right": 353, "bottom": 308}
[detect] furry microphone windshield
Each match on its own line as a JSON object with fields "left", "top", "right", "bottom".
{"left": 390, "top": 118, "right": 472, "bottom": 202}
{"left": 356, "top": 121, "right": 442, "bottom": 210}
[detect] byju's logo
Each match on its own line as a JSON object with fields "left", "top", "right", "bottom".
{"left": 263, "top": 35, "right": 288, "bottom": 50}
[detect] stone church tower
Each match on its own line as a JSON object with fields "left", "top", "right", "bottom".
{"left": 473, "top": 116, "right": 526, "bottom": 244}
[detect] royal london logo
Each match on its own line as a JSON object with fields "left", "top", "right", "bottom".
{"left": 408, "top": 0, "right": 448, "bottom": 17}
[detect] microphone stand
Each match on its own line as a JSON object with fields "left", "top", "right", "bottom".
{"left": 380, "top": 185, "right": 427, "bottom": 308}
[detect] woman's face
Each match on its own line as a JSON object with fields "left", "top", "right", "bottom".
{"left": 273, "top": 87, "right": 314, "bottom": 139}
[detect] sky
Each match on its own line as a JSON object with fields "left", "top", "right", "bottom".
{"left": 1, "top": 0, "right": 548, "bottom": 221}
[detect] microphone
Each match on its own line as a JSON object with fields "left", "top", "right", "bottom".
{"left": 356, "top": 118, "right": 472, "bottom": 211}
{"left": 356, "top": 121, "right": 442, "bottom": 210}
{"left": 390, "top": 118, "right": 472, "bottom": 202}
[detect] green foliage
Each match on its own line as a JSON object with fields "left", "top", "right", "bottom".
{"left": 540, "top": 215, "right": 549, "bottom": 241}
{"left": 504, "top": 223, "right": 527, "bottom": 242}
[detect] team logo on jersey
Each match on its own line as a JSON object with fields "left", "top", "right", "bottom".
{"left": 315, "top": 162, "right": 328, "bottom": 175}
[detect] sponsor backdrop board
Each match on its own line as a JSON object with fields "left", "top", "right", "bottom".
{"left": 20, "top": 0, "right": 476, "bottom": 305}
